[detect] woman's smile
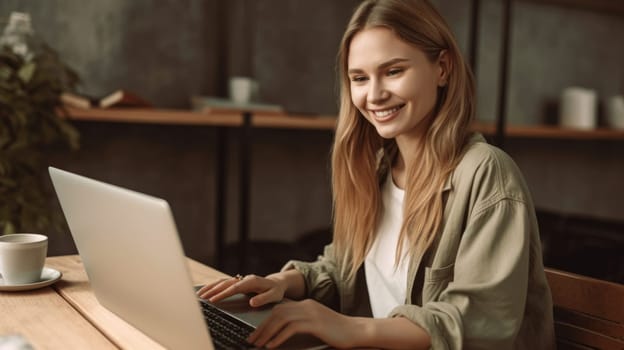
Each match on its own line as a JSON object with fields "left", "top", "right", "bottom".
{"left": 369, "top": 104, "right": 406, "bottom": 122}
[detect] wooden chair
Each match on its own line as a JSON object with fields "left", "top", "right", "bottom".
{"left": 545, "top": 267, "right": 624, "bottom": 349}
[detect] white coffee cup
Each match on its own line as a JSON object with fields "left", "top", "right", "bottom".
{"left": 606, "top": 95, "right": 624, "bottom": 129}
{"left": 560, "top": 87, "right": 597, "bottom": 129}
{"left": 0, "top": 233, "right": 48, "bottom": 285}
{"left": 229, "top": 76, "right": 258, "bottom": 104}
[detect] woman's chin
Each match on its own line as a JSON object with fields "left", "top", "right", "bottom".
{"left": 374, "top": 126, "right": 399, "bottom": 139}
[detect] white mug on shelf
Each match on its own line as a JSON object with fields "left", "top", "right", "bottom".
{"left": 606, "top": 95, "right": 624, "bottom": 130}
{"left": 559, "top": 86, "right": 597, "bottom": 130}
{"left": 229, "top": 76, "right": 259, "bottom": 104}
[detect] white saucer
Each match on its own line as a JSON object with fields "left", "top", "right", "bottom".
{"left": 0, "top": 267, "right": 62, "bottom": 292}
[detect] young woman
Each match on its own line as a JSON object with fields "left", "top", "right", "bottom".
{"left": 198, "top": 0, "right": 555, "bottom": 348}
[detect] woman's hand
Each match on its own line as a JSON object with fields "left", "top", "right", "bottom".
{"left": 248, "top": 299, "right": 363, "bottom": 349}
{"left": 196, "top": 274, "right": 287, "bottom": 307}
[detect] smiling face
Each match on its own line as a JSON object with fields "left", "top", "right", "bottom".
{"left": 347, "top": 26, "right": 447, "bottom": 143}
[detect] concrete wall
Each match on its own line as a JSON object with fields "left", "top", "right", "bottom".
{"left": 2, "top": 0, "right": 225, "bottom": 106}
{"left": 2, "top": 1, "right": 623, "bottom": 263}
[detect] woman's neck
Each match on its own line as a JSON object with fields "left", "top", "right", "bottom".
{"left": 391, "top": 156, "right": 407, "bottom": 190}
{"left": 392, "top": 133, "right": 425, "bottom": 190}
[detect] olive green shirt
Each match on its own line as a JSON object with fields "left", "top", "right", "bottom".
{"left": 283, "top": 134, "right": 555, "bottom": 349}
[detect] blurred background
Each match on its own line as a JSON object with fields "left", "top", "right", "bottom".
{"left": 1, "top": 0, "right": 622, "bottom": 282}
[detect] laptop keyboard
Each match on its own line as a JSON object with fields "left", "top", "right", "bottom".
{"left": 199, "top": 300, "right": 254, "bottom": 349}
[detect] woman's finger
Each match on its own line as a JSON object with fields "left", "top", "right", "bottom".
{"left": 208, "top": 276, "right": 263, "bottom": 302}
{"left": 250, "top": 305, "right": 294, "bottom": 347}
{"left": 197, "top": 277, "right": 238, "bottom": 300}
{"left": 249, "top": 288, "right": 281, "bottom": 307}
{"left": 265, "top": 321, "right": 307, "bottom": 349}
{"left": 196, "top": 277, "right": 227, "bottom": 295}
{"left": 209, "top": 275, "right": 276, "bottom": 304}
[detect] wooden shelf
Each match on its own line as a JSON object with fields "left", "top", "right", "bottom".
{"left": 63, "top": 108, "right": 624, "bottom": 140}
{"left": 63, "top": 107, "right": 244, "bottom": 127}
{"left": 64, "top": 107, "right": 336, "bottom": 130}
{"left": 252, "top": 113, "right": 336, "bottom": 130}
{"left": 472, "top": 122, "right": 624, "bottom": 140}
{"left": 521, "top": 0, "right": 624, "bottom": 17}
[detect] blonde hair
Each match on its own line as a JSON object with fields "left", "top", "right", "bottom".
{"left": 332, "top": 0, "right": 475, "bottom": 278}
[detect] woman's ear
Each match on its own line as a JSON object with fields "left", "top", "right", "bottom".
{"left": 437, "top": 50, "right": 451, "bottom": 87}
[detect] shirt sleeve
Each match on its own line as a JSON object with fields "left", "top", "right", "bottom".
{"left": 389, "top": 198, "right": 531, "bottom": 350}
{"left": 281, "top": 243, "right": 341, "bottom": 309}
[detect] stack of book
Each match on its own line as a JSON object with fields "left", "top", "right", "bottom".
{"left": 190, "top": 96, "right": 283, "bottom": 114}
{"left": 61, "top": 90, "right": 151, "bottom": 109}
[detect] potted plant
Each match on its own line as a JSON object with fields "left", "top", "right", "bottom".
{"left": 0, "top": 12, "right": 80, "bottom": 235}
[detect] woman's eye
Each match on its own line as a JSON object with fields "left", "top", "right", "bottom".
{"left": 387, "top": 68, "right": 403, "bottom": 76}
{"left": 351, "top": 76, "right": 368, "bottom": 82}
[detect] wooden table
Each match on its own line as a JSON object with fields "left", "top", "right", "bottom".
{"left": 0, "top": 255, "right": 227, "bottom": 349}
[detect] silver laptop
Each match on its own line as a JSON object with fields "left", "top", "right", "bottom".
{"left": 49, "top": 167, "right": 326, "bottom": 350}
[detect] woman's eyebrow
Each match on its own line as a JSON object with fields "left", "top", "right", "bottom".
{"left": 348, "top": 57, "right": 409, "bottom": 75}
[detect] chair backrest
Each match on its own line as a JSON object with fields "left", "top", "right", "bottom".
{"left": 544, "top": 267, "right": 624, "bottom": 349}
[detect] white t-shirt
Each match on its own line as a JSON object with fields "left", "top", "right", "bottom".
{"left": 364, "top": 173, "right": 409, "bottom": 318}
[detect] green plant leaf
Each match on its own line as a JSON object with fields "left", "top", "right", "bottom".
{"left": 17, "top": 61, "right": 36, "bottom": 83}
{"left": 0, "top": 65, "right": 12, "bottom": 81}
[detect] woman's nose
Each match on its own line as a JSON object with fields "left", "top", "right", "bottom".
{"left": 367, "top": 80, "right": 389, "bottom": 104}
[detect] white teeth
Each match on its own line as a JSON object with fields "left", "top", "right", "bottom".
{"left": 372, "top": 106, "right": 401, "bottom": 118}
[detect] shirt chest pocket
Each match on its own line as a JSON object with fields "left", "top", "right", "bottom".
{"left": 422, "top": 263, "right": 454, "bottom": 303}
